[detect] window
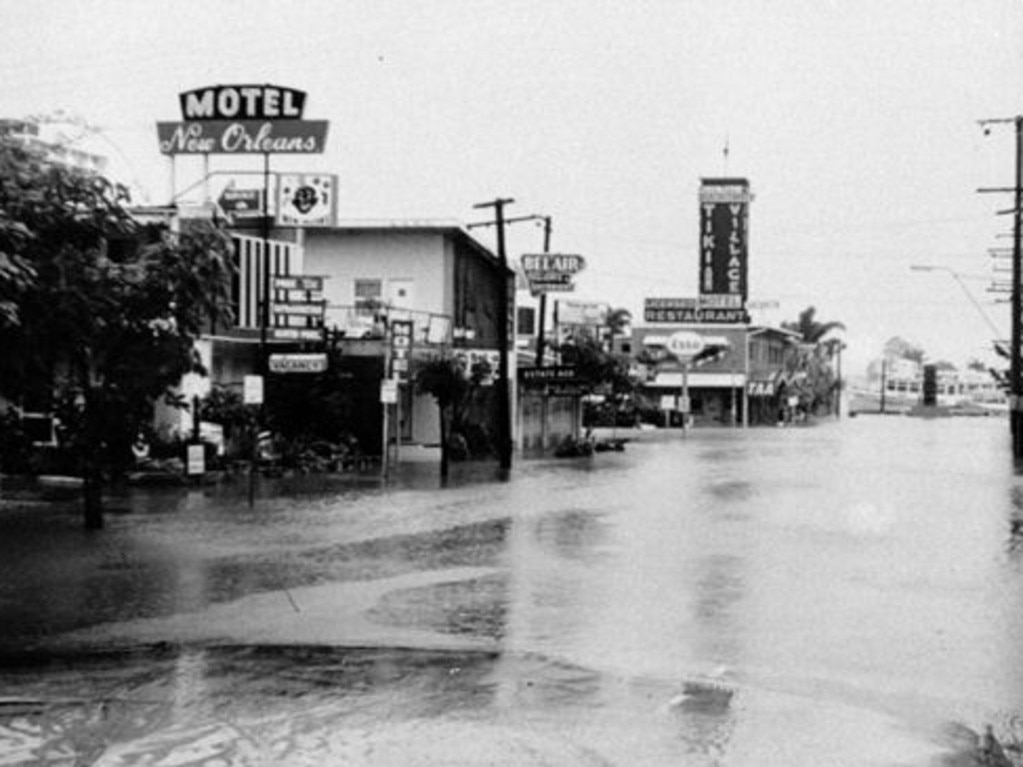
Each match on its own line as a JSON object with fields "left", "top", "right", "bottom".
{"left": 517, "top": 306, "right": 536, "bottom": 336}
{"left": 354, "top": 279, "right": 382, "bottom": 315}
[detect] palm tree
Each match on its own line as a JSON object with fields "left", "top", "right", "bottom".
{"left": 782, "top": 306, "right": 845, "bottom": 344}
{"left": 604, "top": 307, "right": 632, "bottom": 353}
{"left": 781, "top": 307, "right": 845, "bottom": 417}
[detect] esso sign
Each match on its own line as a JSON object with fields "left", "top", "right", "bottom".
{"left": 666, "top": 331, "right": 706, "bottom": 359}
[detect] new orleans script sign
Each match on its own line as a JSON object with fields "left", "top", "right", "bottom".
{"left": 157, "top": 84, "right": 328, "bottom": 155}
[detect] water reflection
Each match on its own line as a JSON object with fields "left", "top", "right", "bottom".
{"left": 3, "top": 418, "right": 1023, "bottom": 762}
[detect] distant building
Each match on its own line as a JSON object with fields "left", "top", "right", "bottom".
{"left": 630, "top": 324, "right": 799, "bottom": 426}
{"left": 0, "top": 119, "right": 109, "bottom": 174}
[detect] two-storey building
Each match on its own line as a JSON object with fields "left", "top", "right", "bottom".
{"left": 201, "top": 217, "right": 515, "bottom": 458}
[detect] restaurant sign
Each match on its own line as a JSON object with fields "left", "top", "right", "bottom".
{"left": 644, "top": 296, "right": 749, "bottom": 324}
{"left": 158, "top": 83, "right": 328, "bottom": 155}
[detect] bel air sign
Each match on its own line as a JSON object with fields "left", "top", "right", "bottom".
{"left": 521, "top": 253, "right": 586, "bottom": 294}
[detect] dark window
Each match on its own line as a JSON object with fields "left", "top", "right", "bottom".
{"left": 517, "top": 306, "right": 536, "bottom": 336}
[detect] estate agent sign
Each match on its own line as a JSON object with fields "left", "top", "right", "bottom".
{"left": 157, "top": 84, "right": 329, "bottom": 155}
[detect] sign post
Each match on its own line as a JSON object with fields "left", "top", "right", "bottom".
{"left": 665, "top": 331, "right": 705, "bottom": 431}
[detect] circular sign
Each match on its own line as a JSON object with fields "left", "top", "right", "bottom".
{"left": 666, "top": 331, "right": 706, "bottom": 359}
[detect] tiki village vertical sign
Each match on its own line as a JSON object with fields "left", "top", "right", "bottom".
{"left": 698, "top": 177, "right": 750, "bottom": 303}
{"left": 157, "top": 84, "right": 329, "bottom": 155}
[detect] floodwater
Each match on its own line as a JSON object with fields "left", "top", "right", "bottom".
{"left": 1, "top": 416, "right": 1023, "bottom": 765}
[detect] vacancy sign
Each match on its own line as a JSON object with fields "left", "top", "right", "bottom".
{"left": 268, "top": 353, "right": 328, "bottom": 374}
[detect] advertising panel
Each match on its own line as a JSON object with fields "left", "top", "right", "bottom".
{"left": 557, "top": 300, "right": 608, "bottom": 326}
{"left": 276, "top": 173, "right": 338, "bottom": 227}
{"left": 271, "top": 274, "right": 326, "bottom": 339}
{"left": 698, "top": 178, "right": 750, "bottom": 301}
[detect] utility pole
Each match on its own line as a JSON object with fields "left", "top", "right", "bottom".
{"left": 535, "top": 216, "right": 552, "bottom": 368}
{"left": 472, "top": 197, "right": 515, "bottom": 471}
{"left": 979, "top": 116, "right": 1023, "bottom": 457}
{"left": 880, "top": 358, "right": 887, "bottom": 415}
{"left": 259, "top": 152, "right": 272, "bottom": 375}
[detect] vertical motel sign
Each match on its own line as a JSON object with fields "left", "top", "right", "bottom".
{"left": 390, "top": 320, "right": 414, "bottom": 380}
{"left": 698, "top": 178, "right": 751, "bottom": 302}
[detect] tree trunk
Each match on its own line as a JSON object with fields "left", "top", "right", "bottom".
{"left": 439, "top": 404, "right": 450, "bottom": 480}
{"left": 82, "top": 457, "right": 104, "bottom": 530}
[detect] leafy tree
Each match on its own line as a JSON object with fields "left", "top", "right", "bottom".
{"left": 559, "top": 333, "right": 636, "bottom": 431}
{"left": 200, "top": 385, "right": 260, "bottom": 458}
{"left": 780, "top": 307, "right": 846, "bottom": 417}
{"left": 0, "top": 128, "right": 234, "bottom": 528}
{"left": 883, "top": 336, "right": 925, "bottom": 364}
{"left": 416, "top": 354, "right": 493, "bottom": 478}
{"left": 782, "top": 342, "right": 839, "bottom": 416}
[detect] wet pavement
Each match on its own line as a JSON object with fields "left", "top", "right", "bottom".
{"left": 1, "top": 417, "right": 1022, "bottom": 764}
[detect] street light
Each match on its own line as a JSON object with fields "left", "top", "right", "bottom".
{"left": 909, "top": 265, "right": 1004, "bottom": 338}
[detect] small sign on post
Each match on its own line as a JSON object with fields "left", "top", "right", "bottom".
{"left": 217, "top": 187, "right": 262, "bottom": 217}
{"left": 380, "top": 378, "right": 399, "bottom": 404}
{"left": 186, "top": 443, "right": 206, "bottom": 476}
{"left": 243, "top": 375, "right": 264, "bottom": 405}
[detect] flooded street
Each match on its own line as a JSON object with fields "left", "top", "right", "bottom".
{"left": 2, "top": 416, "right": 1023, "bottom": 764}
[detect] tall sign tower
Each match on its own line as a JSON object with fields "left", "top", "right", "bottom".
{"left": 698, "top": 177, "right": 751, "bottom": 303}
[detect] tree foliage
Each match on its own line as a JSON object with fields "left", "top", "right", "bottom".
{"left": 559, "top": 333, "right": 634, "bottom": 398}
{"left": 416, "top": 354, "right": 495, "bottom": 477}
{"left": 0, "top": 128, "right": 234, "bottom": 527}
{"left": 603, "top": 307, "right": 632, "bottom": 347}
{"left": 882, "top": 336, "right": 925, "bottom": 364}
{"left": 780, "top": 306, "right": 845, "bottom": 417}
{"left": 781, "top": 305, "right": 845, "bottom": 344}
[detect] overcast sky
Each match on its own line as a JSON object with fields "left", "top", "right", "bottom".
{"left": 4, "top": 0, "right": 1022, "bottom": 373}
